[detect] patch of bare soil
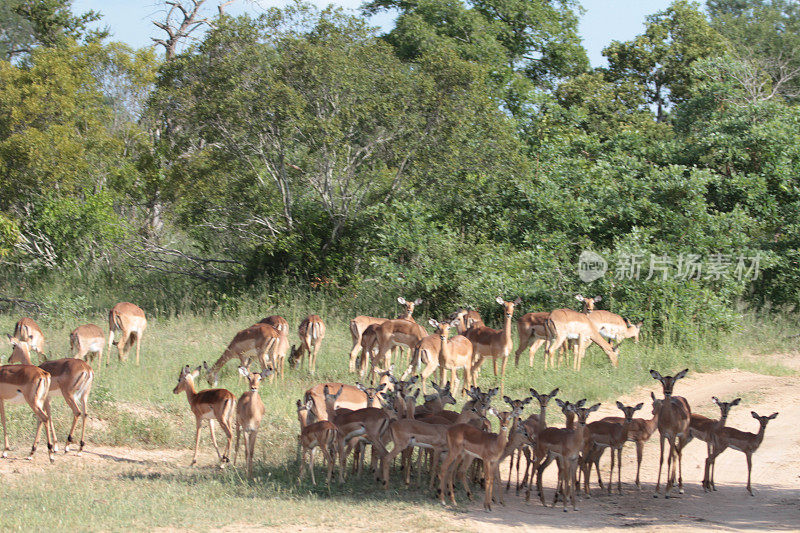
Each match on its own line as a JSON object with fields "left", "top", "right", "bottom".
{"left": 449, "top": 357, "right": 800, "bottom": 532}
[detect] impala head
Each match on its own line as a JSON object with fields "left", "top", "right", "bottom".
{"left": 555, "top": 398, "right": 586, "bottom": 422}
{"left": 495, "top": 296, "right": 522, "bottom": 319}
{"left": 429, "top": 319, "right": 452, "bottom": 340}
{"left": 650, "top": 368, "right": 688, "bottom": 398}
{"left": 6, "top": 334, "right": 31, "bottom": 364}
{"left": 173, "top": 365, "right": 201, "bottom": 394}
{"left": 288, "top": 344, "right": 301, "bottom": 368}
{"left": 380, "top": 391, "right": 402, "bottom": 420}
{"left": 430, "top": 381, "right": 456, "bottom": 406}
{"left": 488, "top": 408, "right": 516, "bottom": 431}
{"left": 712, "top": 396, "right": 741, "bottom": 421}
{"left": 238, "top": 365, "right": 272, "bottom": 391}
{"left": 395, "top": 375, "right": 419, "bottom": 397}
{"left": 503, "top": 395, "right": 533, "bottom": 417}
{"left": 356, "top": 382, "right": 387, "bottom": 405}
{"left": 530, "top": 387, "right": 560, "bottom": 408}
{"left": 574, "top": 403, "right": 601, "bottom": 425}
{"left": 322, "top": 385, "right": 344, "bottom": 410}
{"left": 616, "top": 401, "right": 644, "bottom": 421}
{"left": 375, "top": 365, "right": 397, "bottom": 389}
{"left": 751, "top": 411, "right": 778, "bottom": 430}
{"left": 397, "top": 297, "right": 423, "bottom": 317}
{"left": 296, "top": 398, "right": 314, "bottom": 426}
{"left": 650, "top": 391, "right": 663, "bottom": 415}
{"left": 575, "top": 294, "right": 602, "bottom": 313}
{"left": 623, "top": 318, "right": 644, "bottom": 342}
{"left": 202, "top": 360, "right": 220, "bottom": 387}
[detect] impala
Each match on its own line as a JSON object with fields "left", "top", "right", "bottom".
{"left": 581, "top": 401, "right": 643, "bottom": 495}
{"left": 651, "top": 368, "right": 691, "bottom": 498}
{"left": 575, "top": 294, "right": 602, "bottom": 313}
{"left": 108, "top": 302, "right": 147, "bottom": 365}
{"left": 204, "top": 323, "right": 281, "bottom": 386}
{"left": 13, "top": 318, "right": 44, "bottom": 354}
{"left": 348, "top": 297, "right": 421, "bottom": 372}
{"left": 233, "top": 364, "right": 272, "bottom": 478}
{"left": 521, "top": 387, "right": 559, "bottom": 500}
{"left": 8, "top": 335, "right": 93, "bottom": 455}
{"left": 678, "top": 396, "right": 741, "bottom": 491}
{"left": 544, "top": 309, "right": 619, "bottom": 371}
{"left": 0, "top": 359, "right": 54, "bottom": 463}
{"left": 372, "top": 318, "right": 427, "bottom": 381}
{"left": 413, "top": 319, "right": 474, "bottom": 395}
{"left": 173, "top": 365, "right": 236, "bottom": 467}
{"left": 465, "top": 297, "right": 521, "bottom": 395}
{"left": 259, "top": 315, "right": 289, "bottom": 336}
{"left": 514, "top": 311, "right": 549, "bottom": 367}
{"left": 439, "top": 407, "right": 519, "bottom": 511}
{"left": 706, "top": 411, "right": 778, "bottom": 496}
{"left": 289, "top": 315, "right": 326, "bottom": 374}
{"left": 585, "top": 311, "right": 643, "bottom": 349}
{"left": 70, "top": 324, "right": 105, "bottom": 368}
{"left": 583, "top": 392, "right": 662, "bottom": 490}
{"left": 297, "top": 399, "right": 341, "bottom": 485}
{"left": 303, "top": 381, "right": 384, "bottom": 423}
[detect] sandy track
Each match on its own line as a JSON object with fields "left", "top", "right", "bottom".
{"left": 451, "top": 356, "right": 800, "bottom": 532}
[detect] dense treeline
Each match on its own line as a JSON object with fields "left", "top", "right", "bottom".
{"left": 1, "top": 0, "right": 798, "bottom": 341}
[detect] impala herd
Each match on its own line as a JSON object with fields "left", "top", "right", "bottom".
{"left": 0, "top": 295, "right": 778, "bottom": 514}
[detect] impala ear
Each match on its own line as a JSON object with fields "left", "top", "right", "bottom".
{"left": 529, "top": 388, "right": 538, "bottom": 398}
{"left": 413, "top": 389, "right": 420, "bottom": 399}
{"left": 523, "top": 397, "right": 533, "bottom": 405}
{"left": 503, "top": 395, "right": 512, "bottom": 405}
{"left": 650, "top": 369, "right": 662, "bottom": 380}
{"left": 575, "top": 399, "right": 586, "bottom": 408}
{"left": 191, "top": 366, "right": 201, "bottom": 379}
{"left": 675, "top": 368, "right": 689, "bottom": 380}
{"left": 202, "top": 361, "right": 210, "bottom": 371}
{"left": 549, "top": 388, "right": 559, "bottom": 398}
{"left": 634, "top": 403, "right": 643, "bottom": 410}
{"left": 429, "top": 318, "right": 438, "bottom": 328}
{"left": 323, "top": 385, "right": 330, "bottom": 395}
{"left": 260, "top": 367, "right": 273, "bottom": 379}
{"left": 414, "top": 298, "right": 423, "bottom": 305}
{"left": 296, "top": 399, "right": 302, "bottom": 408}
{"left": 651, "top": 391, "right": 656, "bottom": 400}
{"left": 449, "top": 319, "right": 460, "bottom": 328}
{"left": 555, "top": 399, "right": 566, "bottom": 408}
{"left": 712, "top": 396, "right": 720, "bottom": 405}
{"left": 488, "top": 387, "right": 498, "bottom": 397}
{"left": 593, "top": 295, "right": 602, "bottom": 302}
{"left": 731, "top": 398, "right": 741, "bottom": 406}
{"left": 768, "top": 412, "right": 778, "bottom": 420}
{"left": 616, "top": 400, "right": 624, "bottom": 410}
{"left": 513, "top": 297, "right": 522, "bottom": 305}
{"left": 574, "top": 294, "right": 584, "bottom": 302}
{"left": 495, "top": 296, "right": 504, "bottom": 305}
{"left": 397, "top": 297, "right": 406, "bottom": 305}
{"left": 238, "top": 366, "right": 250, "bottom": 378}
{"left": 751, "top": 411, "right": 759, "bottom": 419}
{"left": 356, "top": 382, "right": 367, "bottom": 392}
{"left": 589, "top": 403, "right": 601, "bottom": 412}
{"left": 377, "top": 383, "right": 387, "bottom": 392}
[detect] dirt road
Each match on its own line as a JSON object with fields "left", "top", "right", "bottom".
{"left": 451, "top": 353, "right": 800, "bottom": 531}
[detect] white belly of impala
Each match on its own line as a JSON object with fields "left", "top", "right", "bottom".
{"left": 201, "top": 410, "right": 216, "bottom": 420}
{"left": 87, "top": 341, "right": 104, "bottom": 352}
{"left": 566, "top": 333, "right": 580, "bottom": 340}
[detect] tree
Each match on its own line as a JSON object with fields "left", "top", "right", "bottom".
{"left": 604, "top": 0, "right": 725, "bottom": 121}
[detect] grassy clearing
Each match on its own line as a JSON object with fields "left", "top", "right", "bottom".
{"left": 0, "top": 307, "right": 796, "bottom": 530}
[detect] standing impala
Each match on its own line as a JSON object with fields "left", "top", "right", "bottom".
{"left": 289, "top": 315, "right": 326, "bottom": 374}
{"left": 297, "top": 399, "right": 341, "bottom": 485}
{"left": 514, "top": 311, "right": 550, "bottom": 367}
{"left": 233, "top": 364, "right": 272, "bottom": 478}
{"left": 651, "top": 369, "right": 691, "bottom": 498}
{"left": 204, "top": 323, "right": 281, "bottom": 386}
{"left": 465, "top": 297, "right": 521, "bottom": 395}
{"left": 348, "top": 297, "right": 422, "bottom": 372}
{"left": 413, "top": 319, "right": 474, "bottom": 396}
{"left": 581, "top": 401, "right": 643, "bottom": 495}
{"left": 70, "top": 324, "right": 105, "bottom": 368}
{"left": 8, "top": 335, "right": 93, "bottom": 455}
{"left": 679, "top": 396, "right": 741, "bottom": 491}
{"left": 448, "top": 309, "right": 484, "bottom": 335}
{"left": 372, "top": 317, "right": 427, "bottom": 380}
{"left": 13, "top": 318, "right": 44, "bottom": 354}
{"left": 108, "top": 302, "right": 147, "bottom": 365}
{"left": 0, "top": 359, "right": 54, "bottom": 463}
{"left": 544, "top": 308, "right": 619, "bottom": 371}
{"left": 173, "top": 365, "right": 236, "bottom": 468}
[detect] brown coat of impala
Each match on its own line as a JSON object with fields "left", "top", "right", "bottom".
{"left": 8, "top": 336, "right": 93, "bottom": 455}
{"left": 108, "top": 302, "right": 147, "bottom": 365}
{"left": 14, "top": 318, "right": 44, "bottom": 354}
{"left": 372, "top": 318, "right": 427, "bottom": 379}
{"left": 259, "top": 315, "right": 289, "bottom": 336}
{"left": 234, "top": 365, "right": 271, "bottom": 478}
{"left": 0, "top": 361, "right": 55, "bottom": 463}
{"left": 297, "top": 399, "right": 342, "bottom": 485}
{"left": 678, "top": 396, "right": 740, "bottom": 491}
{"left": 581, "top": 401, "right": 643, "bottom": 495}
{"left": 173, "top": 365, "right": 236, "bottom": 467}
{"left": 205, "top": 323, "right": 281, "bottom": 386}
{"left": 514, "top": 311, "right": 550, "bottom": 367}
{"left": 70, "top": 324, "right": 105, "bottom": 368}
{"left": 465, "top": 297, "right": 521, "bottom": 396}
{"left": 290, "top": 315, "right": 326, "bottom": 374}
{"left": 303, "top": 382, "right": 380, "bottom": 422}
{"left": 347, "top": 297, "right": 421, "bottom": 372}
{"left": 448, "top": 309, "right": 484, "bottom": 335}
{"left": 544, "top": 308, "right": 619, "bottom": 371}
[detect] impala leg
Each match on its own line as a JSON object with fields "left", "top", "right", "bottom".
{"left": 43, "top": 399, "right": 59, "bottom": 453}
{"left": 635, "top": 441, "right": 643, "bottom": 489}
{"left": 529, "top": 338, "right": 544, "bottom": 367}
{"left": 746, "top": 452, "right": 754, "bottom": 496}
{"left": 617, "top": 447, "right": 623, "bottom": 493}
{"left": 655, "top": 434, "right": 665, "bottom": 496}
{"left": 135, "top": 333, "right": 141, "bottom": 366}
{"left": 97, "top": 346, "right": 103, "bottom": 371}
{"left": 677, "top": 444, "right": 684, "bottom": 494}
{"left": 484, "top": 460, "right": 494, "bottom": 511}
{"left": 608, "top": 447, "right": 614, "bottom": 494}
{"left": 309, "top": 446, "right": 317, "bottom": 485}
{"left": 220, "top": 417, "right": 233, "bottom": 466}
{"left": 0, "top": 400, "right": 8, "bottom": 458}
{"left": 63, "top": 392, "right": 82, "bottom": 453}
{"left": 207, "top": 419, "right": 222, "bottom": 461}
{"left": 191, "top": 420, "right": 202, "bottom": 466}
{"left": 499, "top": 355, "right": 508, "bottom": 396}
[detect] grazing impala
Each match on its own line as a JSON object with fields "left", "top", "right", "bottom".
{"left": 108, "top": 302, "right": 147, "bottom": 365}
{"left": 514, "top": 311, "right": 550, "bottom": 367}
{"left": 0, "top": 359, "right": 54, "bottom": 463}
{"left": 173, "top": 365, "right": 236, "bottom": 467}
{"left": 234, "top": 364, "right": 272, "bottom": 478}
{"left": 465, "top": 297, "right": 521, "bottom": 395}
{"left": 297, "top": 399, "right": 341, "bottom": 485}
{"left": 651, "top": 369, "right": 691, "bottom": 498}
{"left": 348, "top": 297, "right": 422, "bottom": 372}
{"left": 205, "top": 323, "right": 280, "bottom": 386}
{"left": 70, "top": 324, "right": 105, "bottom": 368}
{"left": 413, "top": 319, "right": 474, "bottom": 395}
{"left": 544, "top": 309, "right": 619, "bottom": 371}
{"left": 259, "top": 315, "right": 289, "bottom": 336}
{"left": 14, "top": 318, "right": 44, "bottom": 354}
{"left": 706, "top": 411, "right": 778, "bottom": 495}
{"left": 8, "top": 335, "right": 93, "bottom": 455}
{"left": 289, "top": 315, "right": 326, "bottom": 374}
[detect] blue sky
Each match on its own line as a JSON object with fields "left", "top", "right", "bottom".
{"left": 72, "top": 0, "right": 674, "bottom": 67}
